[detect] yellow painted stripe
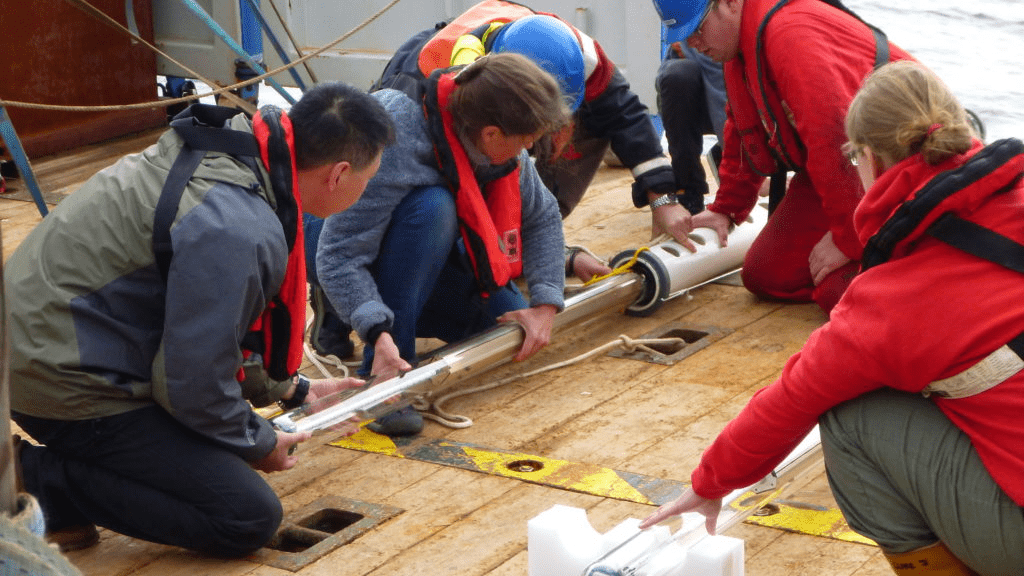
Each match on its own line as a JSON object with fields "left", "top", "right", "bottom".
{"left": 459, "top": 444, "right": 652, "bottom": 504}
{"left": 330, "top": 431, "right": 873, "bottom": 546}
{"left": 743, "top": 505, "right": 876, "bottom": 545}
{"left": 330, "top": 425, "right": 403, "bottom": 457}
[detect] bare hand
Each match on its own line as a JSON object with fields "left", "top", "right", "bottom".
{"left": 306, "top": 376, "right": 366, "bottom": 403}
{"left": 808, "top": 231, "right": 851, "bottom": 286}
{"left": 548, "top": 123, "right": 575, "bottom": 161}
{"left": 651, "top": 202, "right": 696, "bottom": 252}
{"left": 573, "top": 252, "right": 612, "bottom": 283}
{"left": 691, "top": 210, "right": 732, "bottom": 248}
{"left": 371, "top": 332, "right": 413, "bottom": 383}
{"left": 306, "top": 377, "right": 367, "bottom": 436}
{"left": 253, "top": 429, "right": 311, "bottom": 473}
{"left": 498, "top": 304, "right": 557, "bottom": 361}
{"left": 638, "top": 487, "right": 724, "bottom": 535}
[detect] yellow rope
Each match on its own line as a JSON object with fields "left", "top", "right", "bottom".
{"left": 581, "top": 246, "right": 651, "bottom": 286}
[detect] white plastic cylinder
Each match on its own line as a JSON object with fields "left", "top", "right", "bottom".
{"left": 656, "top": 200, "right": 769, "bottom": 298}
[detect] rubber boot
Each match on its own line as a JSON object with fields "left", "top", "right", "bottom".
{"left": 367, "top": 406, "right": 424, "bottom": 438}
{"left": 885, "top": 542, "right": 978, "bottom": 575}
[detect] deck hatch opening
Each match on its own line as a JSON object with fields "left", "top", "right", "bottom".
{"left": 507, "top": 459, "right": 545, "bottom": 473}
{"left": 608, "top": 322, "right": 731, "bottom": 366}
{"left": 253, "top": 496, "right": 404, "bottom": 572}
{"left": 297, "top": 508, "right": 364, "bottom": 533}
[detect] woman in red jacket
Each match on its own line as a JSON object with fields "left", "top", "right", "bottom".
{"left": 640, "top": 61, "right": 1024, "bottom": 575}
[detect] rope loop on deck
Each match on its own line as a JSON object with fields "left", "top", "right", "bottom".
{"left": 417, "top": 333, "right": 687, "bottom": 428}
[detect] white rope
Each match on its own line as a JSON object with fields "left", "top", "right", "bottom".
{"left": 415, "top": 334, "right": 687, "bottom": 428}
{"left": 302, "top": 315, "right": 360, "bottom": 379}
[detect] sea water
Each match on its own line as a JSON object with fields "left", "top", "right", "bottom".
{"left": 845, "top": 0, "right": 1024, "bottom": 142}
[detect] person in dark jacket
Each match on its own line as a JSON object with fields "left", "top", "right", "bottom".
{"left": 7, "top": 82, "right": 394, "bottom": 555}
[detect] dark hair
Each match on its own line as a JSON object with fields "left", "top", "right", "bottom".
{"left": 448, "top": 53, "right": 571, "bottom": 138}
{"left": 288, "top": 82, "right": 395, "bottom": 171}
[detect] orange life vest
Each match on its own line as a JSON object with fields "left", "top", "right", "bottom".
{"left": 417, "top": 0, "right": 536, "bottom": 78}
{"left": 423, "top": 69, "right": 524, "bottom": 293}
{"left": 415, "top": 0, "right": 615, "bottom": 103}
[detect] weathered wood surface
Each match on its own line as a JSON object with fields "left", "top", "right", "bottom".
{"left": 2, "top": 141, "right": 893, "bottom": 575}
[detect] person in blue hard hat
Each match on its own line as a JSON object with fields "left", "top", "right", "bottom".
{"left": 651, "top": 0, "right": 916, "bottom": 315}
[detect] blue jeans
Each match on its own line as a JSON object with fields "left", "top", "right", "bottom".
{"left": 306, "top": 185, "right": 527, "bottom": 376}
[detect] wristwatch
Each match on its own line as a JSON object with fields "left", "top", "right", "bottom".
{"left": 649, "top": 193, "right": 678, "bottom": 210}
{"left": 279, "top": 374, "right": 311, "bottom": 410}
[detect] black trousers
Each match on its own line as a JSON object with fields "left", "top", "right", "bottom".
{"left": 656, "top": 57, "right": 719, "bottom": 215}
{"left": 13, "top": 405, "right": 281, "bottom": 557}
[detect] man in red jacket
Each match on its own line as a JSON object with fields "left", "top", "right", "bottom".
{"left": 652, "top": 0, "right": 913, "bottom": 314}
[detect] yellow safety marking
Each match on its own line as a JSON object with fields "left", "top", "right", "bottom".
{"left": 743, "top": 504, "right": 875, "bottom": 545}
{"left": 728, "top": 490, "right": 874, "bottom": 546}
{"left": 330, "top": 432, "right": 873, "bottom": 545}
{"left": 459, "top": 444, "right": 652, "bottom": 504}
{"left": 330, "top": 425, "right": 403, "bottom": 457}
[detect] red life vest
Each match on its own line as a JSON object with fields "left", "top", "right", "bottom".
{"left": 723, "top": 0, "right": 808, "bottom": 176}
{"left": 423, "top": 69, "right": 524, "bottom": 293}
{"left": 417, "top": 0, "right": 535, "bottom": 77}
{"left": 725, "top": 0, "right": 900, "bottom": 176}
{"left": 250, "top": 108, "right": 306, "bottom": 380}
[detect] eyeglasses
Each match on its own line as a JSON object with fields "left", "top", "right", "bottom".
{"left": 843, "top": 143, "right": 865, "bottom": 166}
{"left": 691, "top": 1, "right": 718, "bottom": 39}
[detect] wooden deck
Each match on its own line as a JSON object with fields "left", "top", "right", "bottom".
{"left": 2, "top": 131, "right": 894, "bottom": 575}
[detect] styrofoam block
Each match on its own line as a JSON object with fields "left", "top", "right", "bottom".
{"left": 683, "top": 535, "right": 745, "bottom": 576}
{"left": 528, "top": 505, "right": 744, "bottom": 576}
{"left": 528, "top": 505, "right": 605, "bottom": 576}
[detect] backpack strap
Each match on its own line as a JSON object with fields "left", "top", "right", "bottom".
{"left": 152, "top": 104, "right": 262, "bottom": 283}
{"left": 928, "top": 212, "right": 1024, "bottom": 274}
{"left": 923, "top": 212, "right": 1024, "bottom": 398}
{"left": 758, "top": 0, "right": 888, "bottom": 214}
{"left": 861, "top": 138, "right": 1024, "bottom": 271}
{"left": 153, "top": 147, "right": 206, "bottom": 283}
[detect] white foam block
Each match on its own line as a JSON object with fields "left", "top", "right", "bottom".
{"left": 528, "top": 504, "right": 744, "bottom": 576}
{"left": 684, "top": 535, "right": 745, "bottom": 576}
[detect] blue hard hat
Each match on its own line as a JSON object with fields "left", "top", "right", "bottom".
{"left": 490, "top": 15, "right": 586, "bottom": 112}
{"left": 652, "top": 0, "right": 710, "bottom": 40}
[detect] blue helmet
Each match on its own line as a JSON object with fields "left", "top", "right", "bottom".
{"left": 652, "top": 0, "right": 710, "bottom": 40}
{"left": 490, "top": 15, "right": 586, "bottom": 112}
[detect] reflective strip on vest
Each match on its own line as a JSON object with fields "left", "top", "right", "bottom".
{"left": 921, "top": 345, "right": 1024, "bottom": 399}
